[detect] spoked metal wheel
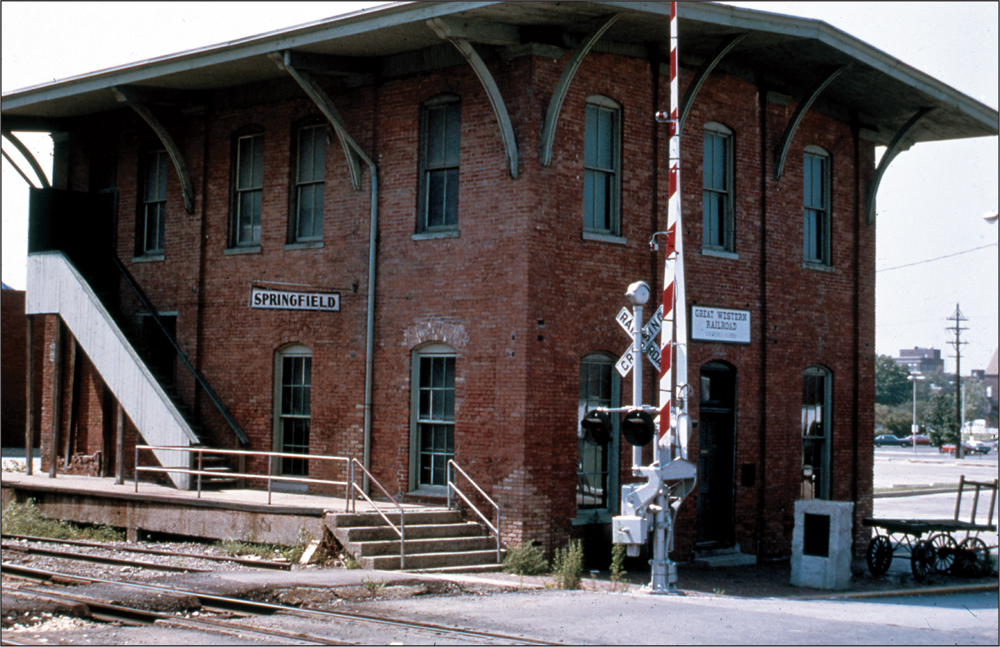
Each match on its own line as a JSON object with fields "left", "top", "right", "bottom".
{"left": 866, "top": 535, "right": 893, "bottom": 576}
{"left": 926, "top": 533, "right": 958, "bottom": 573}
{"left": 955, "top": 537, "right": 990, "bottom": 577}
{"left": 910, "top": 540, "right": 934, "bottom": 583}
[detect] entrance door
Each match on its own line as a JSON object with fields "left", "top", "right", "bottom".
{"left": 697, "top": 361, "right": 736, "bottom": 548}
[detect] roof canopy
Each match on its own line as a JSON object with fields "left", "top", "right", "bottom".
{"left": 2, "top": 1, "right": 997, "bottom": 146}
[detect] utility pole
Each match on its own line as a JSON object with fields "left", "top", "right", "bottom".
{"left": 946, "top": 304, "right": 968, "bottom": 459}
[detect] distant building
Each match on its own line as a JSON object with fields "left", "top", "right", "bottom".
{"left": 985, "top": 349, "right": 999, "bottom": 429}
{"left": 894, "top": 347, "right": 944, "bottom": 374}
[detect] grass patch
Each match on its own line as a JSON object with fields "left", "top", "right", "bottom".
{"left": 502, "top": 540, "right": 549, "bottom": 576}
{"left": 551, "top": 539, "right": 584, "bottom": 590}
{"left": 217, "top": 528, "right": 313, "bottom": 563}
{"left": 1, "top": 498, "right": 124, "bottom": 542}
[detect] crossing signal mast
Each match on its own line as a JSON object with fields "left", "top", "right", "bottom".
{"left": 583, "top": 3, "right": 698, "bottom": 595}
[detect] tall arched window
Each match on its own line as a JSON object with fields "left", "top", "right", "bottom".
{"left": 577, "top": 352, "right": 620, "bottom": 519}
{"left": 274, "top": 344, "right": 312, "bottom": 479}
{"left": 803, "top": 145, "right": 831, "bottom": 265}
{"left": 802, "top": 365, "right": 832, "bottom": 500}
{"left": 410, "top": 343, "right": 456, "bottom": 489}
{"left": 583, "top": 95, "right": 621, "bottom": 237}
{"left": 703, "top": 122, "right": 734, "bottom": 254}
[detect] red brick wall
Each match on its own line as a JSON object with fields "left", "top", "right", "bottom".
{"left": 37, "top": 46, "right": 876, "bottom": 560}
{"left": 2, "top": 289, "right": 28, "bottom": 448}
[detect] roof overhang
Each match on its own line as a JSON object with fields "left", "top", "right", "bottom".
{"left": 2, "top": 1, "right": 997, "bottom": 146}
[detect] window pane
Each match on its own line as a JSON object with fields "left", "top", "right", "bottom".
{"left": 444, "top": 104, "right": 460, "bottom": 166}
{"left": 585, "top": 106, "right": 599, "bottom": 167}
{"left": 444, "top": 168, "right": 459, "bottom": 226}
{"left": 427, "top": 170, "right": 446, "bottom": 228}
{"left": 597, "top": 109, "right": 614, "bottom": 169}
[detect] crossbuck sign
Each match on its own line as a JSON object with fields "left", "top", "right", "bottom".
{"left": 615, "top": 305, "right": 663, "bottom": 377}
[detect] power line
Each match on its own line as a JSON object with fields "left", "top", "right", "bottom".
{"left": 876, "top": 243, "right": 997, "bottom": 273}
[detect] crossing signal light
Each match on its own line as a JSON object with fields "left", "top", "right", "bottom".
{"left": 581, "top": 410, "right": 612, "bottom": 446}
{"left": 622, "top": 409, "right": 655, "bottom": 447}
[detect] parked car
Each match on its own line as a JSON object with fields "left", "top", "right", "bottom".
{"left": 900, "top": 434, "right": 931, "bottom": 446}
{"left": 874, "top": 434, "right": 909, "bottom": 447}
{"left": 938, "top": 441, "right": 991, "bottom": 455}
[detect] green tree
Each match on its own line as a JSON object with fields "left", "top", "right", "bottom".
{"left": 875, "top": 355, "right": 911, "bottom": 406}
{"left": 961, "top": 376, "right": 989, "bottom": 423}
{"left": 924, "top": 391, "right": 959, "bottom": 445}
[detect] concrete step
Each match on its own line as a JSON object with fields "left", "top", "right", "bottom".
{"left": 327, "top": 509, "right": 464, "bottom": 528}
{"left": 361, "top": 549, "right": 504, "bottom": 571}
{"left": 335, "top": 521, "right": 485, "bottom": 542}
{"left": 407, "top": 562, "right": 506, "bottom": 574}
{"left": 350, "top": 535, "right": 498, "bottom": 557}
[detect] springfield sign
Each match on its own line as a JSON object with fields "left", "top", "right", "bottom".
{"left": 250, "top": 287, "right": 340, "bottom": 312}
{"left": 692, "top": 306, "right": 750, "bottom": 343}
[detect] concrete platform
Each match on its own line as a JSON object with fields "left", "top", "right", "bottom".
{"left": 0, "top": 471, "right": 441, "bottom": 546}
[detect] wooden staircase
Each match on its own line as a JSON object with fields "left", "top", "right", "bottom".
{"left": 326, "top": 509, "right": 505, "bottom": 573}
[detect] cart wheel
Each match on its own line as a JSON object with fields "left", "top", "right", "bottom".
{"left": 910, "top": 540, "right": 933, "bottom": 583}
{"left": 866, "top": 535, "right": 893, "bottom": 576}
{"left": 927, "top": 533, "right": 958, "bottom": 573}
{"left": 955, "top": 537, "right": 990, "bottom": 577}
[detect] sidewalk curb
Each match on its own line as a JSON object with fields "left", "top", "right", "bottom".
{"left": 873, "top": 487, "right": 957, "bottom": 498}
{"left": 793, "top": 582, "right": 998, "bottom": 600}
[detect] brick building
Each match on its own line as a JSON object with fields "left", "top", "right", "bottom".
{"left": 3, "top": 2, "right": 996, "bottom": 563}
{"left": 893, "top": 347, "right": 945, "bottom": 374}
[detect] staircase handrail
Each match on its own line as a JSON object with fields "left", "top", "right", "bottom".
{"left": 447, "top": 460, "right": 501, "bottom": 563}
{"left": 135, "top": 444, "right": 350, "bottom": 506}
{"left": 349, "top": 458, "right": 406, "bottom": 569}
{"left": 111, "top": 256, "right": 249, "bottom": 446}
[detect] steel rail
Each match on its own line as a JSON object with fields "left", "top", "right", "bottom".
{"left": 6, "top": 588, "right": 347, "bottom": 646}
{"left": 1, "top": 541, "right": 211, "bottom": 573}
{"left": 2, "top": 563, "right": 559, "bottom": 645}
{"left": 1, "top": 533, "right": 291, "bottom": 570}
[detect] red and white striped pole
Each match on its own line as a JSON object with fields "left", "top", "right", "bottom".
{"left": 659, "top": 0, "right": 688, "bottom": 459}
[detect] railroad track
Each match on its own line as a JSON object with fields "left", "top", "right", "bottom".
{"left": 2, "top": 563, "right": 560, "bottom": 645}
{"left": 1, "top": 533, "right": 292, "bottom": 570}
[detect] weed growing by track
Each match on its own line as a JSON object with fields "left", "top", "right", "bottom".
{"left": 1, "top": 498, "right": 123, "bottom": 542}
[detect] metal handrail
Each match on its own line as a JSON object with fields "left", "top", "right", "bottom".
{"left": 447, "top": 460, "right": 501, "bottom": 563}
{"left": 112, "top": 256, "right": 249, "bottom": 446}
{"left": 349, "top": 458, "right": 406, "bottom": 569}
{"left": 134, "top": 445, "right": 350, "bottom": 506}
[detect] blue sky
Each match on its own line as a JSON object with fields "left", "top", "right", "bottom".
{"left": 2, "top": 2, "right": 997, "bottom": 371}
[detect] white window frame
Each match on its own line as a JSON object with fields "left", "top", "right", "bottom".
{"left": 583, "top": 95, "right": 622, "bottom": 238}
{"left": 417, "top": 95, "right": 461, "bottom": 234}
{"left": 409, "top": 343, "right": 457, "bottom": 492}
{"left": 273, "top": 344, "right": 312, "bottom": 483}
{"left": 292, "top": 124, "right": 327, "bottom": 243}
{"left": 702, "top": 122, "right": 735, "bottom": 255}
{"left": 803, "top": 145, "right": 831, "bottom": 266}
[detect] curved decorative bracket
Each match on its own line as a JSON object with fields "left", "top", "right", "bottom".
{"left": 773, "top": 66, "right": 847, "bottom": 181}
{"left": 678, "top": 32, "right": 748, "bottom": 133}
{"left": 278, "top": 52, "right": 369, "bottom": 190}
{"left": 865, "top": 107, "right": 936, "bottom": 224}
{"left": 2, "top": 129, "right": 51, "bottom": 188}
{"left": 112, "top": 86, "right": 195, "bottom": 214}
{"left": 540, "top": 13, "right": 621, "bottom": 167}
{"left": 427, "top": 17, "right": 519, "bottom": 179}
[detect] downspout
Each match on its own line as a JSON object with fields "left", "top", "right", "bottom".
{"left": 279, "top": 56, "right": 379, "bottom": 486}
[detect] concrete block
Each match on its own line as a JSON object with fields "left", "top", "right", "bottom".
{"left": 791, "top": 498, "right": 854, "bottom": 589}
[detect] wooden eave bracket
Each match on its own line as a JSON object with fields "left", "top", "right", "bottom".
{"left": 275, "top": 51, "right": 372, "bottom": 191}
{"left": 773, "top": 65, "right": 848, "bottom": 181}
{"left": 678, "top": 32, "right": 749, "bottom": 134}
{"left": 540, "top": 13, "right": 621, "bottom": 168}
{"left": 112, "top": 86, "right": 195, "bottom": 214}
{"left": 865, "top": 106, "right": 936, "bottom": 225}
{"left": 2, "top": 129, "right": 51, "bottom": 188}
{"left": 427, "top": 17, "right": 519, "bottom": 179}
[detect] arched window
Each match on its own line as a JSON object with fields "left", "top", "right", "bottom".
{"left": 418, "top": 94, "right": 461, "bottom": 233}
{"left": 703, "top": 122, "right": 734, "bottom": 254}
{"left": 802, "top": 365, "right": 832, "bottom": 500}
{"left": 583, "top": 95, "right": 621, "bottom": 237}
{"left": 577, "top": 352, "right": 620, "bottom": 519}
{"left": 803, "top": 145, "right": 831, "bottom": 265}
{"left": 410, "top": 343, "right": 456, "bottom": 489}
{"left": 274, "top": 344, "right": 312, "bottom": 479}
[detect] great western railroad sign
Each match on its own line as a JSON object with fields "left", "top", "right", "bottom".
{"left": 691, "top": 306, "right": 750, "bottom": 343}
{"left": 249, "top": 287, "right": 340, "bottom": 312}
{"left": 615, "top": 305, "right": 663, "bottom": 376}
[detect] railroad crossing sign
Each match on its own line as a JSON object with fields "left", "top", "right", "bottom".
{"left": 615, "top": 305, "right": 663, "bottom": 376}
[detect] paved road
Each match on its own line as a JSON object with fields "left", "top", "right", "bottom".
{"left": 873, "top": 445, "right": 996, "bottom": 490}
